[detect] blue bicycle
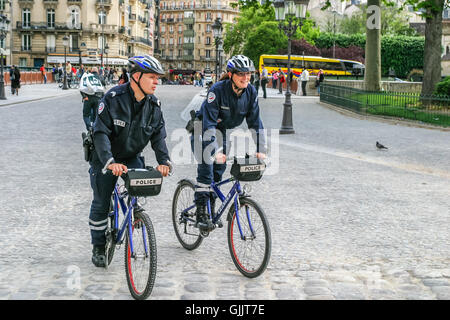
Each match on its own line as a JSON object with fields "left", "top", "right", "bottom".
{"left": 105, "top": 167, "right": 163, "bottom": 300}
{"left": 172, "top": 156, "right": 271, "bottom": 278}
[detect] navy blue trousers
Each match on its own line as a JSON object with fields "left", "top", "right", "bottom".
{"left": 88, "top": 153, "right": 144, "bottom": 245}
{"left": 190, "top": 134, "right": 227, "bottom": 205}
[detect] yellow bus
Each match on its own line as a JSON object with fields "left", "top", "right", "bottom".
{"left": 259, "top": 54, "right": 365, "bottom": 78}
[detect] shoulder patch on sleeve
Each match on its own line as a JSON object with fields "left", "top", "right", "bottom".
{"left": 207, "top": 91, "right": 216, "bottom": 104}
{"left": 98, "top": 102, "right": 105, "bottom": 114}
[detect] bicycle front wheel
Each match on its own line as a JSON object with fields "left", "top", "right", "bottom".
{"left": 172, "top": 179, "right": 203, "bottom": 250}
{"left": 124, "top": 210, "right": 157, "bottom": 300}
{"left": 227, "top": 197, "right": 271, "bottom": 278}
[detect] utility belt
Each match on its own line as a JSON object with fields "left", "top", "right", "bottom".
{"left": 82, "top": 128, "right": 94, "bottom": 162}
{"left": 185, "top": 109, "right": 201, "bottom": 134}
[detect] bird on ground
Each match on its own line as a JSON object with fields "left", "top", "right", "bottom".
{"left": 376, "top": 141, "right": 388, "bottom": 150}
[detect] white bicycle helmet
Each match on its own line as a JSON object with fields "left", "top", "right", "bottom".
{"left": 226, "top": 55, "right": 256, "bottom": 73}
{"left": 128, "top": 55, "right": 165, "bottom": 75}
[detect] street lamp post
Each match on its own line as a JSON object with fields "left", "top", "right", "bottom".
{"left": 274, "top": 0, "right": 309, "bottom": 135}
{"left": 332, "top": 9, "right": 337, "bottom": 58}
{"left": 79, "top": 42, "right": 86, "bottom": 66}
{"left": 212, "top": 17, "right": 223, "bottom": 82}
{"left": 62, "top": 35, "right": 69, "bottom": 90}
{"left": 104, "top": 43, "right": 109, "bottom": 68}
{"left": 0, "top": 14, "right": 10, "bottom": 100}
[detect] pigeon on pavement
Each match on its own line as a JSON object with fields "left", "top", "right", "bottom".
{"left": 376, "top": 141, "right": 388, "bottom": 150}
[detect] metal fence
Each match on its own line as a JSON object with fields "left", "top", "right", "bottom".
{"left": 320, "top": 84, "right": 450, "bottom": 127}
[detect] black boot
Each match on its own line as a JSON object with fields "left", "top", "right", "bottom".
{"left": 92, "top": 245, "right": 106, "bottom": 267}
{"left": 196, "top": 205, "right": 213, "bottom": 231}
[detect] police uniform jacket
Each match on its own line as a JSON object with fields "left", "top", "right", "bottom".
{"left": 92, "top": 83, "right": 170, "bottom": 170}
{"left": 197, "top": 79, "right": 266, "bottom": 154}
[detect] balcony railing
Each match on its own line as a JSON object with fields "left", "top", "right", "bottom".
{"left": 96, "top": 0, "right": 112, "bottom": 7}
{"left": 21, "top": 46, "right": 32, "bottom": 51}
{"left": 16, "top": 21, "right": 82, "bottom": 30}
{"left": 182, "top": 43, "right": 194, "bottom": 50}
{"left": 46, "top": 46, "right": 56, "bottom": 53}
{"left": 89, "top": 23, "right": 118, "bottom": 34}
{"left": 183, "top": 29, "right": 195, "bottom": 37}
{"left": 183, "top": 17, "right": 194, "bottom": 25}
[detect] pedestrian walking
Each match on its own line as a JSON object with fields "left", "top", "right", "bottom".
{"left": 87, "top": 55, "right": 171, "bottom": 267}
{"left": 254, "top": 70, "right": 260, "bottom": 95}
{"left": 261, "top": 64, "right": 268, "bottom": 99}
{"left": 272, "top": 70, "right": 278, "bottom": 89}
{"left": 278, "top": 68, "right": 285, "bottom": 94}
{"left": 40, "top": 65, "right": 47, "bottom": 84}
{"left": 10, "top": 66, "right": 20, "bottom": 96}
{"left": 316, "top": 69, "right": 324, "bottom": 94}
{"left": 300, "top": 68, "right": 309, "bottom": 96}
{"left": 118, "top": 67, "right": 129, "bottom": 84}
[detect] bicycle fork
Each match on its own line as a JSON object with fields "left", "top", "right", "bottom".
{"left": 233, "top": 196, "right": 256, "bottom": 241}
{"left": 127, "top": 198, "right": 149, "bottom": 260}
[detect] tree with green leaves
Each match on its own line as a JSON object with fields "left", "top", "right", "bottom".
{"left": 338, "top": 4, "right": 418, "bottom": 36}
{"left": 409, "top": 0, "right": 446, "bottom": 96}
{"left": 324, "top": 0, "right": 446, "bottom": 94}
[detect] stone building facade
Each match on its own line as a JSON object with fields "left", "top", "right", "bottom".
{"left": 6, "top": 0, "right": 155, "bottom": 68}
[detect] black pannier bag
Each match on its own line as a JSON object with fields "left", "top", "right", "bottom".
{"left": 123, "top": 168, "right": 163, "bottom": 197}
{"left": 230, "top": 156, "right": 266, "bottom": 182}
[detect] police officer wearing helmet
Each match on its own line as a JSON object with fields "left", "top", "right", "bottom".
{"left": 191, "top": 55, "right": 267, "bottom": 230}
{"left": 89, "top": 55, "right": 171, "bottom": 267}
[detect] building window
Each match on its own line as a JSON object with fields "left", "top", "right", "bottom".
{"left": 99, "top": 10, "right": 107, "bottom": 25}
{"left": 0, "top": 0, "right": 5, "bottom": 11}
{"left": 19, "top": 58, "right": 27, "bottom": 67}
{"left": 206, "top": 37, "right": 211, "bottom": 45}
{"left": 206, "top": 50, "right": 211, "bottom": 58}
{"left": 46, "top": 34, "right": 56, "bottom": 52}
{"left": 98, "top": 36, "right": 106, "bottom": 51}
{"left": 70, "top": 7, "right": 81, "bottom": 28}
{"left": 22, "top": 8, "right": 31, "bottom": 28}
{"left": 22, "top": 34, "right": 31, "bottom": 51}
{"left": 47, "top": 9, "right": 55, "bottom": 28}
{"left": 70, "top": 34, "right": 79, "bottom": 51}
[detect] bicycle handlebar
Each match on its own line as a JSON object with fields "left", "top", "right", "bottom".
{"left": 104, "top": 161, "right": 173, "bottom": 177}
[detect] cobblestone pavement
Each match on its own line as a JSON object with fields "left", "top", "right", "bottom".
{"left": 0, "top": 85, "right": 449, "bottom": 300}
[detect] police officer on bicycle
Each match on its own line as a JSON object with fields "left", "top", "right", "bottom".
{"left": 88, "top": 55, "right": 171, "bottom": 267}
{"left": 80, "top": 67, "right": 105, "bottom": 131}
{"left": 190, "top": 55, "right": 267, "bottom": 231}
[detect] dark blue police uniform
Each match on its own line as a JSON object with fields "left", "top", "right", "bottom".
{"left": 191, "top": 79, "right": 266, "bottom": 204}
{"left": 89, "top": 83, "right": 170, "bottom": 245}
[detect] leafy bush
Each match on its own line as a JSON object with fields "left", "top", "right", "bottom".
{"left": 320, "top": 46, "right": 365, "bottom": 63}
{"left": 278, "top": 39, "right": 321, "bottom": 56}
{"left": 434, "top": 77, "right": 450, "bottom": 96}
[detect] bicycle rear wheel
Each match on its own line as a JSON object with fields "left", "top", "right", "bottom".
{"left": 172, "top": 179, "right": 203, "bottom": 250}
{"left": 124, "top": 210, "right": 157, "bottom": 300}
{"left": 227, "top": 197, "right": 271, "bottom": 278}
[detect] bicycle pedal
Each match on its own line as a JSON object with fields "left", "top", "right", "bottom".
{"left": 215, "top": 220, "right": 223, "bottom": 228}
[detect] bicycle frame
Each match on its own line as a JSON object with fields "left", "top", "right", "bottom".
{"left": 109, "top": 185, "right": 148, "bottom": 257}
{"left": 181, "top": 178, "right": 255, "bottom": 239}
